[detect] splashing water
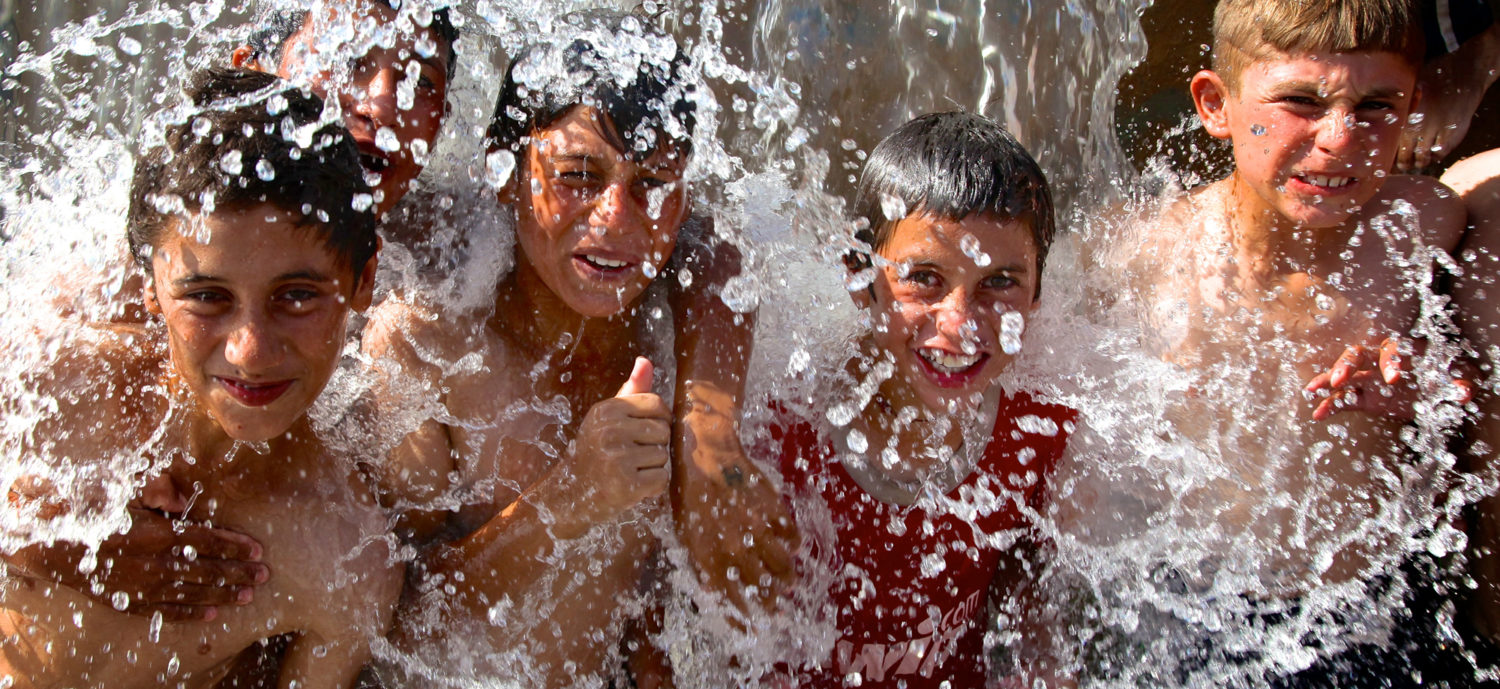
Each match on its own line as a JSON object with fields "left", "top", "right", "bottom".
{"left": 2, "top": 0, "right": 1495, "bottom": 687}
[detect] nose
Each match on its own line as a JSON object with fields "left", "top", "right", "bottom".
{"left": 1316, "top": 109, "right": 1357, "bottom": 153}
{"left": 352, "top": 65, "right": 400, "bottom": 127}
{"left": 933, "top": 287, "right": 980, "bottom": 344}
{"left": 224, "top": 309, "right": 285, "bottom": 374}
{"left": 590, "top": 180, "right": 644, "bottom": 234}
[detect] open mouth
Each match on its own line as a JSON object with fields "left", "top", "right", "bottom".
{"left": 1291, "top": 174, "right": 1356, "bottom": 193}
{"left": 574, "top": 253, "right": 638, "bottom": 278}
{"left": 216, "top": 377, "right": 294, "bottom": 407}
{"left": 914, "top": 347, "right": 989, "bottom": 387}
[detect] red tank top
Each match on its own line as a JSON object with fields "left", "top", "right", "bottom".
{"left": 768, "top": 392, "right": 1074, "bottom": 689}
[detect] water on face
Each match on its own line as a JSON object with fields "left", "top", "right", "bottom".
{"left": 2, "top": 0, "right": 1496, "bottom": 687}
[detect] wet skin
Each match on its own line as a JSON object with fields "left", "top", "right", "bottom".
{"left": 147, "top": 203, "right": 376, "bottom": 443}
{"left": 234, "top": 1, "right": 450, "bottom": 217}
{"left": 861, "top": 213, "right": 1040, "bottom": 417}
{"left": 1192, "top": 50, "right": 1419, "bottom": 230}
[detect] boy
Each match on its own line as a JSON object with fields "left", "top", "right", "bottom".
{"left": 363, "top": 12, "right": 794, "bottom": 686}
{"left": 761, "top": 112, "right": 1073, "bottom": 688}
{"left": 1091, "top": 0, "right": 1467, "bottom": 679}
{"left": 0, "top": 68, "right": 399, "bottom": 688}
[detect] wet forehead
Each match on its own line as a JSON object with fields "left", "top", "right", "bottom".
{"left": 882, "top": 214, "right": 1037, "bottom": 268}
{"left": 1245, "top": 51, "right": 1415, "bottom": 98}
{"left": 154, "top": 205, "right": 343, "bottom": 280}
{"left": 535, "top": 107, "right": 688, "bottom": 172}
{"left": 283, "top": 1, "right": 449, "bottom": 72}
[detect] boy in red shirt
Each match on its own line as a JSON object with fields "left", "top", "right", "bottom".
{"left": 767, "top": 112, "right": 1073, "bottom": 688}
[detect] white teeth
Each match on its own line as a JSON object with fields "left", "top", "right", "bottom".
{"left": 1303, "top": 175, "right": 1352, "bottom": 188}
{"left": 584, "top": 255, "right": 629, "bottom": 269}
{"left": 918, "top": 348, "right": 981, "bottom": 372}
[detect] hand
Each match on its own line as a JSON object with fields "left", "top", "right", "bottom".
{"left": 672, "top": 380, "right": 799, "bottom": 613}
{"left": 6, "top": 474, "right": 268, "bottom": 622}
{"left": 1304, "top": 338, "right": 1473, "bottom": 421}
{"left": 1396, "top": 25, "right": 1500, "bottom": 172}
{"left": 562, "top": 357, "right": 672, "bottom": 530}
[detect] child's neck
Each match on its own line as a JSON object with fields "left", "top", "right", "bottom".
{"left": 493, "top": 259, "right": 650, "bottom": 400}
{"left": 159, "top": 370, "right": 308, "bottom": 478}
{"left": 1219, "top": 172, "right": 1357, "bottom": 273}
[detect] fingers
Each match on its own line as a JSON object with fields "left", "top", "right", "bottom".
{"left": 136, "top": 473, "right": 189, "bottom": 513}
{"left": 1328, "top": 346, "right": 1370, "bottom": 389}
{"left": 616, "top": 356, "right": 654, "bottom": 397}
{"left": 170, "top": 522, "right": 265, "bottom": 563}
{"left": 1378, "top": 338, "right": 1404, "bottom": 385}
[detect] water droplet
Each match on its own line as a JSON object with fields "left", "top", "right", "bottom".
{"left": 111, "top": 591, "right": 130, "bottom": 611}
{"left": 265, "top": 94, "right": 288, "bottom": 116}
{"left": 642, "top": 262, "right": 658, "bottom": 279}
{"left": 192, "top": 117, "right": 212, "bottom": 137}
{"left": 826, "top": 405, "right": 856, "bottom": 427}
{"left": 411, "top": 138, "right": 430, "bottom": 166}
{"left": 840, "top": 139, "right": 858, "bottom": 151}
{"left": 959, "top": 234, "right": 992, "bottom": 267}
{"left": 677, "top": 267, "right": 693, "bottom": 289}
{"left": 254, "top": 159, "right": 275, "bottom": 181}
{"left": 219, "top": 150, "right": 243, "bottom": 175}
{"left": 351, "top": 194, "right": 374, "bottom": 212}
{"left": 375, "top": 126, "right": 400, "bottom": 153}
{"left": 117, "top": 37, "right": 142, "bottom": 56}
{"left": 148, "top": 610, "right": 163, "bottom": 643}
{"left": 788, "top": 348, "right": 811, "bottom": 374}
{"left": 784, "top": 127, "right": 809, "bottom": 152}
{"left": 1250, "top": 124, "right": 1267, "bottom": 136}
{"left": 879, "top": 192, "right": 908, "bottom": 222}
{"left": 1407, "top": 112, "right": 1425, "bottom": 126}
{"left": 847, "top": 429, "right": 868, "bottom": 453}
{"left": 1000, "top": 311, "right": 1025, "bottom": 355}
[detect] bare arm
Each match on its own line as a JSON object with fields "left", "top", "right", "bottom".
{"left": 989, "top": 536, "right": 1076, "bottom": 689}
{"left": 277, "top": 631, "right": 368, "bottom": 689}
{"left": 1398, "top": 21, "right": 1500, "bottom": 171}
{"left": 666, "top": 222, "right": 798, "bottom": 611}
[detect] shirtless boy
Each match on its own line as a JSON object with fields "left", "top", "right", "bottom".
{"left": 364, "top": 13, "right": 793, "bottom": 686}
{"left": 1091, "top": 0, "right": 1467, "bottom": 675}
{"left": 763, "top": 112, "right": 1074, "bottom": 688}
{"left": 0, "top": 68, "right": 398, "bottom": 688}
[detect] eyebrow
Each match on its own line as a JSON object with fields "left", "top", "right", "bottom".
{"left": 172, "top": 270, "right": 334, "bottom": 287}
{"left": 1274, "top": 81, "right": 1404, "bottom": 100}
{"left": 900, "top": 258, "right": 1031, "bottom": 274}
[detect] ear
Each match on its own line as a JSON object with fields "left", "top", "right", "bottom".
{"left": 350, "top": 243, "right": 380, "bottom": 313}
{"left": 1190, "top": 70, "right": 1233, "bottom": 140}
{"left": 142, "top": 272, "right": 162, "bottom": 316}
{"left": 231, "top": 45, "right": 265, "bottom": 72}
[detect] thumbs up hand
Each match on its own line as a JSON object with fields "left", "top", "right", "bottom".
{"left": 563, "top": 357, "right": 672, "bottom": 528}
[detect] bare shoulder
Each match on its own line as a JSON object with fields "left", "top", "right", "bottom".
{"left": 363, "top": 296, "right": 485, "bottom": 381}
{"left": 10, "top": 324, "right": 164, "bottom": 451}
{"left": 1441, "top": 148, "right": 1500, "bottom": 199}
{"left": 1370, "top": 175, "right": 1467, "bottom": 252}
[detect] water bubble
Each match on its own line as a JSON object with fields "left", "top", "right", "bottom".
{"left": 840, "top": 138, "right": 858, "bottom": 151}
{"left": 485, "top": 150, "right": 516, "bottom": 190}
{"left": 375, "top": 127, "right": 400, "bottom": 153}
{"left": 677, "top": 267, "right": 693, "bottom": 289}
{"left": 1250, "top": 124, "right": 1266, "bottom": 136}
{"left": 111, "top": 591, "right": 130, "bottom": 611}
{"left": 1015, "top": 414, "right": 1059, "bottom": 436}
{"left": 148, "top": 610, "right": 163, "bottom": 643}
{"left": 192, "top": 117, "right": 212, "bottom": 137}
{"left": 879, "top": 192, "right": 908, "bottom": 221}
{"left": 959, "top": 234, "right": 992, "bottom": 267}
{"left": 784, "top": 127, "right": 810, "bottom": 152}
{"left": 826, "top": 404, "right": 857, "bottom": 427}
{"left": 642, "top": 262, "right": 658, "bottom": 279}
{"left": 1000, "top": 311, "right": 1025, "bottom": 355}
{"left": 847, "top": 429, "right": 868, "bottom": 453}
{"left": 265, "top": 94, "right": 288, "bottom": 116}
{"left": 165, "top": 654, "right": 180, "bottom": 676}
{"left": 719, "top": 274, "right": 760, "bottom": 313}
{"left": 411, "top": 138, "right": 430, "bottom": 166}
{"left": 1407, "top": 112, "right": 1426, "bottom": 126}
{"left": 254, "top": 159, "right": 276, "bottom": 181}
{"left": 788, "top": 347, "right": 810, "bottom": 374}
{"left": 919, "top": 552, "right": 946, "bottom": 577}
{"left": 219, "top": 150, "right": 243, "bottom": 175}
{"left": 351, "top": 194, "right": 374, "bottom": 212}
{"left": 116, "top": 37, "right": 142, "bottom": 56}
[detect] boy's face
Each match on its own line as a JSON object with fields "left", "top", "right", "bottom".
{"left": 268, "top": 1, "right": 450, "bottom": 216}
{"left": 861, "top": 213, "right": 1039, "bottom": 413}
{"left": 507, "top": 106, "right": 690, "bottom": 319}
{"left": 145, "top": 203, "right": 375, "bottom": 443}
{"left": 1193, "top": 50, "right": 1418, "bottom": 228}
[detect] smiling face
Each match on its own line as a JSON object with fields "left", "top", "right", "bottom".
{"left": 145, "top": 203, "right": 375, "bottom": 442}
{"left": 268, "top": 2, "right": 450, "bottom": 216}
{"left": 1193, "top": 50, "right": 1417, "bottom": 228}
{"left": 506, "top": 106, "right": 690, "bottom": 319}
{"left": 862, "top": 213, "right": 1039, "bottom": 414}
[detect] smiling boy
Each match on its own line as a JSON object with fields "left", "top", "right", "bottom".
{"left": 761, "top": 112, "right": 1073, "bottom": 689}
{"left": 1089, "top": 0, "right": 1467, "bottom": 681}
{"left": 1, "top": 68, "right": 398, "bottom": 689}
{"left": 362, "top": 13, "right": 793, "bottom": 687}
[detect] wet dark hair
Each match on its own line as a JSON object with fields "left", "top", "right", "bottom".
{"left": 849, "top": 112, "right": 1056, "bottom": 299}
{"left": 126, "top": 67, "right": 378, "bottom": 273}
{"left": 246, "top": 1, "right": 460, "bottom": 79}
{"left": 485, "top": 10, "right": 697, "bottom": 163}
